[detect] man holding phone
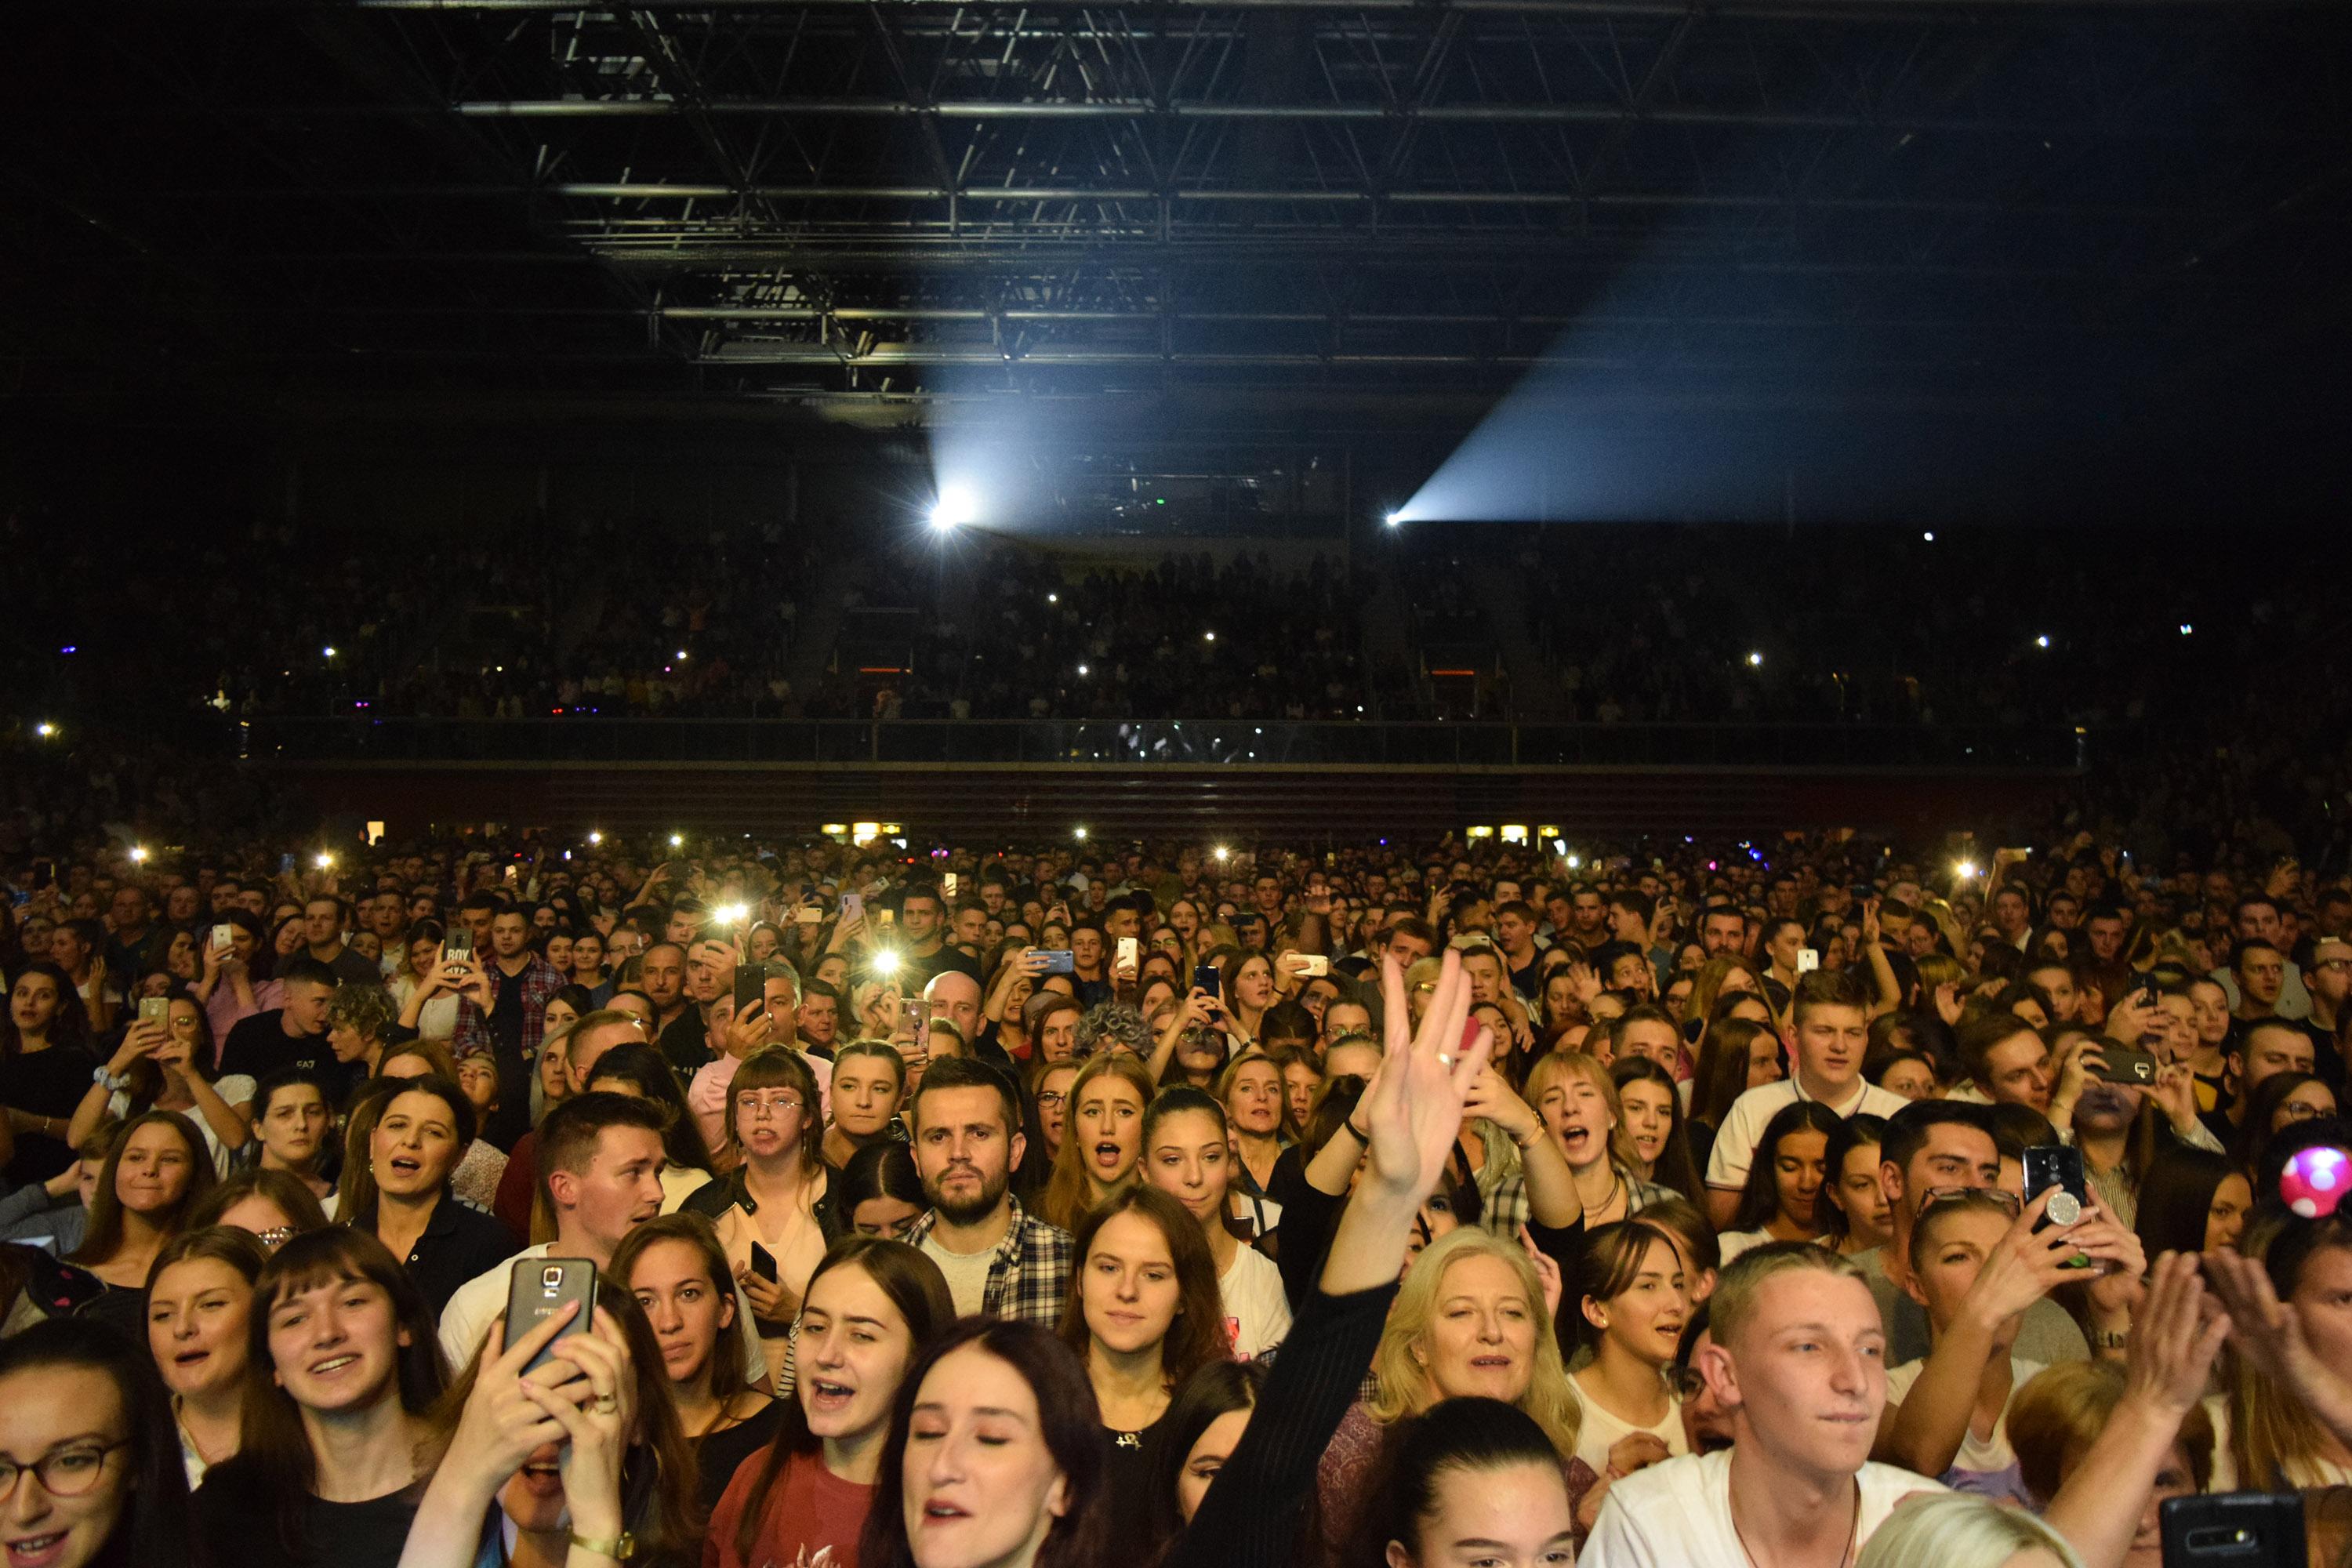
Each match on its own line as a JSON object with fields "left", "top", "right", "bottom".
{"left": 451, "top": 906, "right": 566, "bottom": 1149}
{"left": 441, "top": 1091, "right": 768, "bottom": 1387}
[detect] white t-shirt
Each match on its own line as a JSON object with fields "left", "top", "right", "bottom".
{"left": 1717, "top": 1229, "right": 1831, "bottom": 1267}
{"left": 1705, "top": 1078, "right": 1913, "bottom": 1194}
{"left": 439, "top": 1241, "right": 770, "bottom": 1387}
{"left": 1884, "top": 1356, "right": 2043, "bottom": 1499}
{"left": 1568, "top": 1371, "right": 1689, "bottom": 1479}
{"left": 1582, "top": 1449, "right": 1947, "bottom": 1568}
{"left": 1218, "top": 1243, "right": 1292, "bottom": 1359}
{"left": 920, "top": 1234, "right": 996, "bottom": 1319}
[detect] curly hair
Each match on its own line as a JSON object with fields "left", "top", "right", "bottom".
{"left": 325, "top": 980, "right": 397, "bottom": 1043}
{"left": 1076, "top": 1000, "right": 1149, "bottom": 1058}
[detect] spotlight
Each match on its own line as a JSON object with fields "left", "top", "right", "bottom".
{"left": 669, "top": 833, "right": 684, "bottom": 848}
{"left": 129, "top": 846, "right": 149, "bottom": 864}
{"left": 2034, "top": 635, "right": 2050, "bottom": 649}
{"left": 1746, "top": 652, "right": 1764, "bottom": 667}
{"left": 930, "top": 485, "right": 978, "bottom": 531}
{"left": 1074, "top": 826, "right": 1089, "bottom": 842}
{"left": 1384, "top": 512, "right": 1403, "bottom": 528}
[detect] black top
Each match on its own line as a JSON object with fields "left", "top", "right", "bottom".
{"left": 1103, "top": 1409, "right": 1174, "bottom": 1563}
{"left": 219, "top": 1011, "right": 354, "bottom": 1102}
{"left": 1164, "top": 1283, "right": 1397, "bottom": 1568}
{"left": 657, "top": 1011, "right": 710, "bottom": 1079}
{"left": 1, "top": 1041, "right": 98, "bottom": 1183}
{"left": 78, "top": 1280, "right": 151, "bottom": 1346}
{"left": 693, "top": 1398, "right": 789, "bottom": 1513}
{"left": 195, "top": 1454, "right": 425, "bottom": 1568}
{"left": 358, "top": 1189, "right": 522, "bottom": 1313}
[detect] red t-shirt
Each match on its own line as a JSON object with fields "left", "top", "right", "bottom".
{"left": 703, "top": 1443, "right": 874, "bottom": 1568}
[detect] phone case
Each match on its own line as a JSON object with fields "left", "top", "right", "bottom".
{"left": 2161, "top": 1491, "right": 2304, "bottom": 1568}
{"left": 504, "top": 1258, "right": 597, "bottom": 1374}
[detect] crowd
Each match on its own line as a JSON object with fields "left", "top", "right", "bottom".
{"left": 3, "top": 822, "right": 2352, "bottom": 1568}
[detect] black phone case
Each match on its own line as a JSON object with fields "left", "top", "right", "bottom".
{"left": 750, "top": 1242, "right": 779, "bottom": 1283}
{"left": 504, "top": 1258, "right": 597, "bottom": 1374}
{"left": 2161, "top": 1491, "right": 2303, "bottom": 1568}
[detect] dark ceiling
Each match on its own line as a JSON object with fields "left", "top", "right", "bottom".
{"left": 6, "top": 0, "right": 2351, "bottom": 447}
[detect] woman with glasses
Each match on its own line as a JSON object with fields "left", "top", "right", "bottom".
{"left": 2229, "top": 1069, "right": 2339, "bottom": 1174}
{"left": 0, "top": 1316, "right": 198, "bottom": 1568}
{"left": 837, "top": 1142, "right": 925, "bottom": 1242}
{"left": 144, "top": 1225, "right": 270, "bottom": 1486}
{"left": 684, "top": 1047, "right": 843, "bottom": 1386}
{"left": 611, "top": 1211, "right": 781, "bottom": 1511}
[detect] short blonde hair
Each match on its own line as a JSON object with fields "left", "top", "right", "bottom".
{"left": 1856, "top": 1490, "right": 2083, "bottom": 1568}
{"left": 1367, "top": 1227, "right": 1579, "bottom": 1459}
{"left": 1708, "top": 1240, "right": 1867, "bottom": 1352}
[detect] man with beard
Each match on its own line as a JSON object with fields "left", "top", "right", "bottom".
{"left": 902, "top": 1055, "right": 1074, "bottom": 1323}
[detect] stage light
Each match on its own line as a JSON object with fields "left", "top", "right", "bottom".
{"left": 2034, "top": 634, "right": 2049, "bottom": 649}
{"left": 1385, "top": 512, "right": 1403, "bottom": 528}
{"left": 1746, "top": 652, "right": 1764, "bottom": 667}
{"left": 669, "top": 833, "right": 684, "bottom": 848}
{"left": 129, "top": 846, "right": 148, "bottom": 864}
{"left": 1922, "top": 532, "right": 1935, "bottom": 543}
{"left": 322, "top": 646, "right": 337, "bottom": 659}
{"left": 34, "top": 722, "right": 56, "bottom": 739}
{"left": 2180, "top": 623, "right": 2194, "bottom": 636}
{"left": 930, "top": 485, "right": 978, "bottom": 531}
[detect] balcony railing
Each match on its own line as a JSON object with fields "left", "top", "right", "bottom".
{"left": 234, "top": 717, "right": 2087, "bottom": 771}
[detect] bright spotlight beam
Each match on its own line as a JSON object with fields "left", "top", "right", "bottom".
{"left": 930, "top": 485, "right": 979, "bottom": 531}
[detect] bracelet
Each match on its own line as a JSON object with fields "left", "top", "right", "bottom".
{"left": 1344, "top": 1119, "right": 1370, "bottom": 1142}
{"left": 1512, "top": 1126, "right": 1547, "bottom": 1150}
{"left": 568, "top": 1529, "right": 633, "bottom": 1563}
{"left": 2089, "top": 1328, "right": 2130, "bottom": 1350}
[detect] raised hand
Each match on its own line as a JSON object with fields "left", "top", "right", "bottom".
{"left": 2129, "top": 1251, "right": 2230, "bottom": 1417}
{"left": 1362, "top": 946, "right": 1494, "bottom": 1206}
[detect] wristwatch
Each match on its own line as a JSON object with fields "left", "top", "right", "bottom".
{"left": 568, "top": 1529, "right": 634, "bottom": 1562}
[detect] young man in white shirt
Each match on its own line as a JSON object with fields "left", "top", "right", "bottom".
{"left": 1581, "top": 1243, "right": 1945, "bottom": 1567}
{"left": 437, "top": 1090, "right": 768, "bottom": 1386}
{"left": 1706, "top": 971, "right": 1911, "bottom": 1227}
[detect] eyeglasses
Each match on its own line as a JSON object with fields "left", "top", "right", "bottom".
{"left": 1034, "top": 1091, "right": 1068, "bottom": 1109}
{"left": 2279, "top": 1099, "right": 2333, "bottom": 1122}
{"left": 1918, "top": 1185, "right": 2022, "bottom": 1217}
{"left": 0, "top": 1442, "right": 130, "bottom": 1499}
{"left": 736, "top": 1093, "right": 805, "bottom": 1119}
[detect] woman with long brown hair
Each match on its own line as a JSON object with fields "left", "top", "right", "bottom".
{"left": 611, "top": 1211, "right": 779, "bottom": 1510}
{"left": 146, "top": 1225, "right": 271, "bottom": 1487}
{"left": 70, "top": 1109, "right": 218, "bottom": 1338}
{"left": 1058, "top": 1184, "right": 1232, "bottom": 1558}
{"left": 1038, "top": 1052, "right": 1152, "bottom": 1232}
{"left": 705, "top": 1236, "right": 955, "bottom": 1568}
{"left": 191, "top": 1227, "right": 448, "bottom": 1568}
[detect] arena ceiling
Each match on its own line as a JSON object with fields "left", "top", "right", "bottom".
{"left": 7, "top": 0, "right": 2351, "bottom": 436}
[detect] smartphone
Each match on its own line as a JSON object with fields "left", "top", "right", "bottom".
{"left": 749, "top": 1242, "right": 779, "bottom": 1283}
{"left": 734, "top": 962, "right": 769, "bottom": 1018}
{"left": 942, "top": 873, "right": 959, "bottom": 900}
{"left": 1296, "top": 953, "right": 1330, "bottom": 978}
{"left": 795, "top": 906, "right": 823, "bottom": 925}
{"left": 2161, "top": 1492, "right": 2304, "bottom": 1568}
{"left": 877, "top": 907, "right": 896, "bottom": 930}
{"left": 210, "top": 923, "right": 234, "bottom": 954}
{"left": 1796, "top": 948, "right": 1820, "bottom": 973}
{"left": 1192, "top": 961, "right": 1221, "bottom": 995}
{"left": 841, "top": 892, "right": 863, "bottom": 922}
{"left": 138, "top": 996, "right": 169, "bottom": 1025}
{"left": 445, "top": 928, "right": 474, "bottom": 960}
{"left": 2089, "top": 1044, "right": 2158, "bottom": 1086}
{"left": 1116, "top": 936, "right": 1139, "bottom": 970}
{"left": 1037, "top": 949, "right": 1077, "bottom": 975}
{"left": 503, "top": 1258, "right": 597, "bottom": 1374}
{"left": 2024, "top": 1145, "right": 2093, "bottom": 1268}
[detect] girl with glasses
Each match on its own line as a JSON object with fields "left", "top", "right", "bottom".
{"left": 0, "top": 1316, "right": 196, "bottom": 1568}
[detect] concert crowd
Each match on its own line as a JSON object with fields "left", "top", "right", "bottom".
{"left": 2, "top": 824, "right": 2350, "bottom": 1568}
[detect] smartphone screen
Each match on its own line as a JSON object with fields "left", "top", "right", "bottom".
{"left": 1192, "top": 961, "right": 1221, "bottom": 995}
{"left": 1116, "top": 936, "right": 1139, "bottom": 969}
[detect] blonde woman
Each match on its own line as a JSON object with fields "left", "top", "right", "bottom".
{"left": 1314, "top": 1225, "right": 1595, "bottom": 1557}
{"left": 1857, "top": 1490, "right": 2085, "bottom": 1568}
{"left": 1526, "top": 1051, "right": 1671, "bottom": 1229}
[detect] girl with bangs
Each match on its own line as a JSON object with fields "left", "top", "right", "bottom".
{"left": 1038, "top": 1053, "right": 1152, "bottom": 1233}
{"left": 193, "top": 1227, "right": 448, "bottom": 1568}
{"left": 683, "top": 1047, "right": 844, "bottom": 1386}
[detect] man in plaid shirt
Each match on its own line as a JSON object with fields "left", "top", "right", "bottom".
{"left": 902, "top": 1056, "right": 1074, "bottom": 1325}
{"left": 451, "top": 906, "right": 566, "bottom": 1150}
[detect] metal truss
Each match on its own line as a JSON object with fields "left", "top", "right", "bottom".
{"left": 6, "top": 1, "right": 2350, "bottom": 414}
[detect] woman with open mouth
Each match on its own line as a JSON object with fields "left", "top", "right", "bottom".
{"left": 610, "top": 1212, "right": 780, "bottom": 1513}
{"left": 0, "top": 1316, "right": 199, "bottom": 1568}
{"left": 705, "top": 1236, "right": 955, "bottom": 1568}
{"left": 1525, "top": 1052, "right": 1672, "bottom": 1232}
{"left": 1036, "top": 1053, "right": 1150, "bottom": 1233}
{"left": 398, "top": 1283, "right": 700, "bottom": 1568}
{"left": 338, "top": 1077, "right": 519, "bottom": 1316}
{"left": 191, "top": 1228, "right": 448, "bottom": 1568}
{"left": 1609, "top": 1055, "right": 1708, "bottom": 1203}
{"left": 1140, "top": 1087, "right": 1290, "bottom": 1359}
{"left": 1564, "top": 1218, "right": 1693, "bottom": 1527}
{"left": 67, "top": 1109, "right": 216, "bottom": 1342}
{"left": 1715, "top": 1098, "right": 1840, "bottom": 1265}
{"left": 143, "top": 1225, "right": 270, "bottom": 1488}
{"left": 1055, "top": 1185, "right": 1230, "bottom": 1561}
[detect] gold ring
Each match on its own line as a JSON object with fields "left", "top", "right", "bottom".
{"left": 593, "top": 1394, "right": 619, "bottom": 1414}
